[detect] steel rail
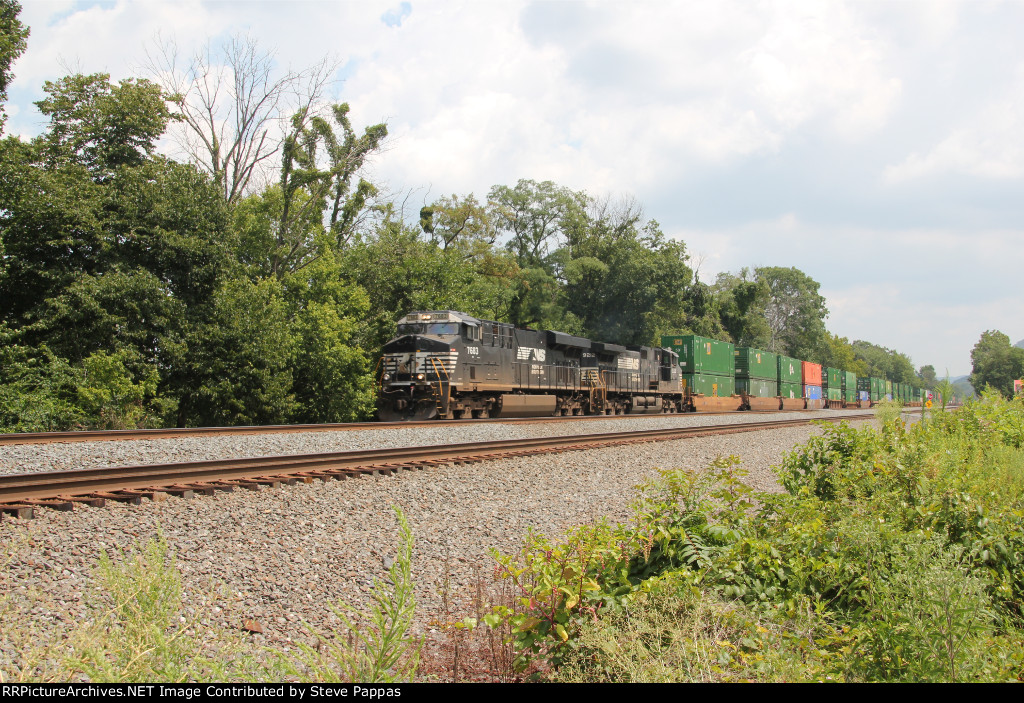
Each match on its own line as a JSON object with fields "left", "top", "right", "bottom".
{"left": 0, "top": 407, "right": 890, "bottom": 446}
{"left": 0, "top": 414, "right": 876, "bottom": 509}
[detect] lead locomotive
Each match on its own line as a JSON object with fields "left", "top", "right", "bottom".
{"left": 376, "top": 311, "right": 683, "bottom": 420}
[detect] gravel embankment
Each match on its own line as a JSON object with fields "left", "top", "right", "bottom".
{"left": 0, "top": 409, "right": 869, "bottom": 476}
{"left": 0, "top": 414, "right": 881, "bottom": 673}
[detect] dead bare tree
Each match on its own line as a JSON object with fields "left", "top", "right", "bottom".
{"left": 144, "top": 33, "right": 338, "bottom": 205}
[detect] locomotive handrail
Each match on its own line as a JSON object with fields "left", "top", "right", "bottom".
{"left": 427, "top": 356, "right": 451, "bottom": 417}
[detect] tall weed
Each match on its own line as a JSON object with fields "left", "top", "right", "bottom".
{"left": 284, "top": 506, "right": 421, "bottom": 682}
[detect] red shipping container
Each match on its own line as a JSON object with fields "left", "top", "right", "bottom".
{"left": 801, "top": 361, "right": 822, "bottom": 385}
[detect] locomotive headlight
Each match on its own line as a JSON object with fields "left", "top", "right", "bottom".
{"left": 416, "top": 373, "right": 425, "bottom": 381}
{"left": 382, "top": 373, "right": 391, "bottom": 381}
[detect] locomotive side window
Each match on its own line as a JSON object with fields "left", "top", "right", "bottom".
{"left": 463, "top": 323, "right": 480, "bottom": 341}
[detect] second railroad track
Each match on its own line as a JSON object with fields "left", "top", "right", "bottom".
{"left": 1, "top": 414, "right": 877, "bottom": 519}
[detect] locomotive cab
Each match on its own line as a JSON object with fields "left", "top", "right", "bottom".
{"left": 378, "top": 311, "right": 473, "bottom": 420}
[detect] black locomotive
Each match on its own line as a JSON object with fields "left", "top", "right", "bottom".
{"left": 376, "top": 311, "right": 683, "bottom": 420}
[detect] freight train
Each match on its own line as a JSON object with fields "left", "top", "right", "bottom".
{"left": 376, "top": 310, "right": 923, "bottom": 421}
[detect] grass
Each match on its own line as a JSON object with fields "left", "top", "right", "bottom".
{"left": 1, "top": 509, "right": 422, "bottom": 683}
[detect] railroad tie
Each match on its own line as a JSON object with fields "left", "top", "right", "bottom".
{"left": 21, "top": 498, "right": 74, "bottom": 512}
{"left": 162, "top": 486, "right": 196, "bottom": 499}
{"left": 57, "top": 495, "right": 106, "bottom": 507}
{"left": 89, "top": 491, "right": 144, "bottom": 505}
{"left": 118, "top": 489, "right": 171, "bottom": 502}
{"left": 0, "top": 504, "right": 34, "bottom": 519}
{"left": 179, "top": 483, "right": 217, "bottom": 496}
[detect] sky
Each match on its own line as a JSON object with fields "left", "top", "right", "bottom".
{"left": 6, "top": 0, "right": 1024, "bottom": 377}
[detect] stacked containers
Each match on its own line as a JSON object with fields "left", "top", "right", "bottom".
{"left": 777, "top": 355, "right": 802, "bottom": 399}
{"left": 802, "top": 361, "right": 823, "bottom": 406}
{"left": 843, "top": 370, "right": 857, "bottom": 403}
{"left": 885, "top": 380, "right": 893, "bottom": 401}
{"left": 823, "top": 367, "right": 843, "bottom": 403}
{"left": 857, "top": 376, "right": 871, "bottom": 401}
{"left": 869, "top": 377, "right": 884, "bottom": 401}
{"left": 735, "top": 348, "right": 779, "bottom": 397}
{"left": 661, "top": 334, "right": 735, "bottom": 397}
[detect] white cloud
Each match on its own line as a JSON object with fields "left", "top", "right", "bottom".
{"left": 884, "top": 56, "right": 1024, "bottom": 183}
{"left": 736, "top": 1, "right": 902, "bottom": 138}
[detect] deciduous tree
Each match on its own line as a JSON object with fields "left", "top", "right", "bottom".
{"left": 146, "top": 34, "right": 337, "bottom": 204}
{"left": 754, "top": 266, "right": 828, "bottom": 359}
{"left": 0, "top": 0, "right": 28, "bottom": 130}
{"left": 969, "top": 330, "right": 1024, "bottom": 397}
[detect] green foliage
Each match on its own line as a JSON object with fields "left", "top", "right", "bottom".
{"left": 821, "top": 333, "right": 869, "bottom": 377}
{"left": 63, "top": 538, "right": 258, "bottom": 682}
{"left": 0, "top": 332, "right": 84, "bottom": 432}
{"left": 491, "top": 395, "right": 1024, "bottom": 681}
{"left": 0, "top": 328, "right": 161, "bottom": 431}
{"left": 852, "top": 339, "right": 918, "bottom": 384}
{"left": 712, "top": 268, "right": 770, "bottom": 347}
{"left": 488, "top": 457, "right": 752, "bottom": 669}
{"left": 754, "top": 266, "right": 829, "bottom": 359}
{"left": 552, "top": 572, "right": 837, "bottom": 683}
{"left": 176, "top": 277, "right": 296, "bottom": 427}
{"left": 561, "top": 207, "right": 694, "bottom": 345}
{"left": 0, "top": 0, "right": 28, "bottom": 129}
{"left": 35, "top": 73, "right": 171, "bottom": 173}
{"left": 283, "top": 246, "right": 375, "bottom": 422}
{"left": 76, "top": 350, "right": 160, "bottom": 429}
{"left": 970, "top": 330, "right": 1024, "bottom": 398}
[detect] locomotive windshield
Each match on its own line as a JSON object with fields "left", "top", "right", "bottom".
{"left": 397, "top": 322, "right": 460, "bottom": 336}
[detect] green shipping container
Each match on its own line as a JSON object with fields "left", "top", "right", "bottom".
{"left": 843, "top": 371, "right": 857, "bottom": 402}
{"left": 823, "top": 367, "right": 842, "bottom": 389}
{"left": 735, "top": 348, "right": 778, "bottom": 380}
{"left": 827, "top": 387, "right": 843, "bottom": 401}
{"left": 662, "top": 335, "right": 734, "bottom": 376}
{"left": 682, "top": 373, "right": 735, "bottom": 397}
{"left": 777, "top": 355, "right": 802, "bottom": 385}
{"left": 886, "top": 380, "right": 893, "bottom": 396}
{"left": 736, "top": 377, "right": 778, "bottom": 397}
{"left": 779, "top": 381, "right": 802, "bottom": 399}
{"left": 861, "top": 377, "right": 884, "bottom": 401}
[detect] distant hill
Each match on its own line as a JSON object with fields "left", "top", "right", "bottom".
{"left": 1016, "top": 338, "right": 1024, "bottom": 349}
{"left": 948, "top": 375, "right": 975, "bottom": 400}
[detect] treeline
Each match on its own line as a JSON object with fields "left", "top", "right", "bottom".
{"left": 0, "top": 8, "right": 931, "bottom": 431}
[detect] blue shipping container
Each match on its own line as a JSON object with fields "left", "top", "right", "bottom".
{"left": 858, "top": 391, "right": 869, "bottom": 401}
{"left": 804, "top": 384, "right": 823, "bottom": 400}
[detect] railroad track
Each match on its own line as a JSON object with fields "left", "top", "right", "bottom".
{"left": 0, "top": 414, "right": 878, "bottom": 519}
{"left": 0, "top": 407, "right": 877, "bottom": 446}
